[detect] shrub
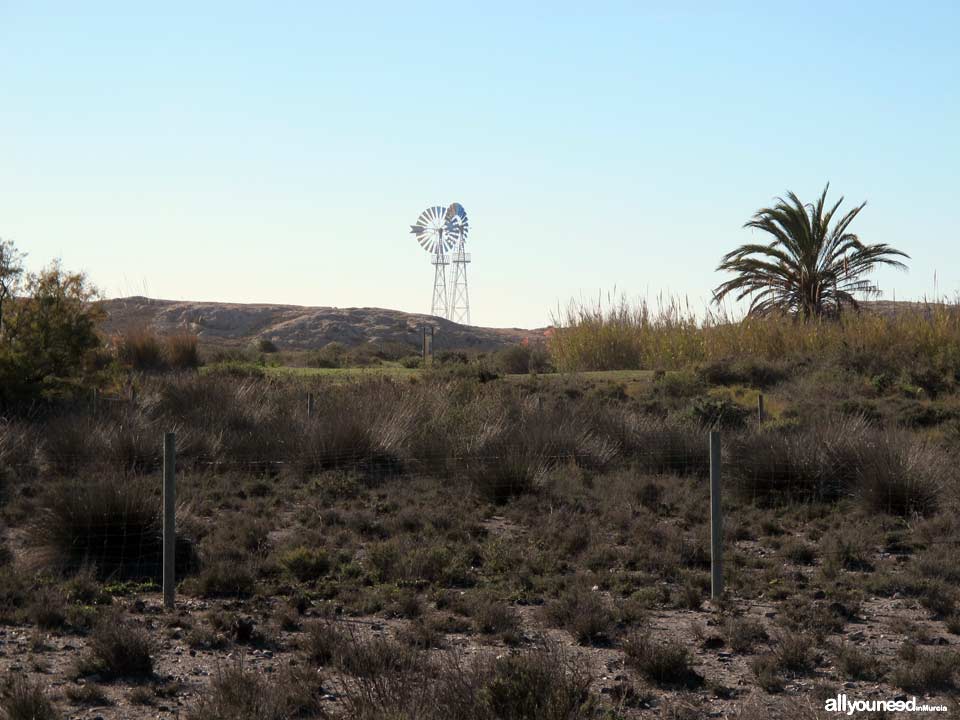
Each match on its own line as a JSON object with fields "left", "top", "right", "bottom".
{"left": 77, "top": 614, "right": 153, "bottom": 679}
{"left": 27, "top": 586, "right": 67, "bottom": 630}
{"left": 834, "top": 643, "right": 883, "bottom": 681}
{"left": 686, "top": 397, "right": 750, "bottom": 430}
{"left": 891, "top": 643, "right": 957, "bottom": 693}
{"left": 727, "top": 415, "right": 868, "bottom": 505}
{"left": 774, "top": 633, "right": 816, "bottom": 675}
{"left": 115, "top": 326, "right": 165, "bottom": 371}
{"left": 29, "top": 475, "right": 195, "bottom": 581}
{"left": 723, "top": 616, "right": 768, "bottom": 653}
{"left": 309, "top": 342, "right": 347, "bottom": 369}
{"left": 189, "top": 559, "right": 256, "bottom": 598}
{"left": 477, "top": 647, "right": 594, "bottom": 719}
{"left": 279, "top": 546, "right": 330, "bottom": 582}
{"left": 854, "top": 436, "right": 944, "bottom": 516}
{"left": 64, "top": 683, "right": 110, "bottom": 707}
{"left": 545, "top": 586, "right": 615, "bottom": 645}
{"left": 255, "top": 339, "right": 278, "bottom": 353}
{"left": 187, "top": 662, "right": 323, "bottom": 720}
{"left": 301, "top": 621, "right": 351, "bottom": 666}
{"left": 0, "top": 677, "right": 58, "bottom": 720}
{"left": 623, "top": 633, "right": 702, "bottom": 688}
{"left": 165, "top": 333, "right": 200, "bottom": 369}
{"left": 749, "top": 654, "right": 784, "bottom": 693}
{"left": 469, "top": 592, "right": 521, "bottom": 639}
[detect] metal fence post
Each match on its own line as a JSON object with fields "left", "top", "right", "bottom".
{"left": 709, "top": 430, "right": 723, "bottom": 600}
{"left": 307, "top": 392, "right": 315, "bottom": 418}
{"left": 757, "top": 393, "right": 764, "bottom": 427}
{"left": 163, "top": 432, "right": 176, "bottom": 610}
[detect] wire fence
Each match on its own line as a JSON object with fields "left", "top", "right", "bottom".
{"left": 7, "top": 410, "right": 960, "bottom": 608}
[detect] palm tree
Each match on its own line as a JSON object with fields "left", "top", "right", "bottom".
{"left": 713, "top": 185, "right": 909, "bottom": 318}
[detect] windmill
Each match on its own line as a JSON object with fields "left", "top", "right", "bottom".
{"left": 445, "top": 203, "right": 471, "bottom": 325}
{"left": 410, "top": 203, "right": 471, "bottom": 323}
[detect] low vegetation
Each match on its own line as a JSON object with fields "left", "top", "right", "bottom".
{"left": 2, "top": 237, "right": 960, "bottom": 716}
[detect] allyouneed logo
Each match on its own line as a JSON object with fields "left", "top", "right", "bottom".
{"left": 825, "top": 694, "right": 948, "bottom": 715}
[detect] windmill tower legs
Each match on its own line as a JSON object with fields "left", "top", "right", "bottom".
{"left": 449, "top": 244, "right": 471, "bottom": 325}
{"left": 431, "top": 252, "right": 449, "bottom": 318}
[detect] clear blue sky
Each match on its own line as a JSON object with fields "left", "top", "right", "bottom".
{"left": 2, "top": 2, "right": 957, "bottom": 328}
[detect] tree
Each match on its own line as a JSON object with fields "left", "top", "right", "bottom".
{"left": 0, "top": 239, "right": 25, "bottom": 335}
{"left": 1, "top": 259, "right": 103, "bottom": 405}
{"left": 713, "top": 185, "right": 909, "bottom": 318}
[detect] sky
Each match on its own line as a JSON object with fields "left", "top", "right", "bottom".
{"left": 2, "top": 2, "right": 958, "bottom": 329}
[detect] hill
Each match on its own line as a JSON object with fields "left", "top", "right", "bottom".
{"left": 99, "top": 296, "right": 544, "bottom": 352}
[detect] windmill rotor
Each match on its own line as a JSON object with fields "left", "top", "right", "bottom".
{"left": 444, "top": 202, "right": 469, "bottom": 247}
{"left": 410, "top": 205, "right": 456, "bottom": 255}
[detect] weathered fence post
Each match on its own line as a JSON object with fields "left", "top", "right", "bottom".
{"left": 307, "top": 392, "right": 315, "bottom": 418}
{"left": 163, "top": 432, "right": 176, "bottom": 610}
{"left": 421, "top": 325, "right": 434, "bottom": 366}
{"left": 92, "top": 387, "right": 99, "bottom": 415}
{"left": 709, "top": 430, "right": 723, "bottom": 600}
{"left": 757, "top": 393, "right": 764, "bottom": 427}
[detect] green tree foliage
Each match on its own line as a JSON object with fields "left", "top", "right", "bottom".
{"left": 0, "top": 238, "right": 25, "bottom": 335}
{"left": 713, "top": 185, "right": 909, "bottom": 318}
{"left": 0, "top": 245, "right": 103, "bottom": 405}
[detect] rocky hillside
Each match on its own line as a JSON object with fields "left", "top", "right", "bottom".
{"left": 99, "top": 297, "right": 544, "bottom": 352}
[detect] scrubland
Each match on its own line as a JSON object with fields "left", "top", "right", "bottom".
{"left": 3, "top": 311, "right": 960, "bottom": 718}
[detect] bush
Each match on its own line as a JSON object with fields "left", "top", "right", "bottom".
{"left": 834, "top": 643, "right": 883, "bottom": 681}
{"left": 279, "top": 546, "right": 330, "bottom": 582}
{"left": 0, "top": 677, "right": 58, "bottom": 720}
{"left": 686, "top": 396, "right": 750, "bottom": 430}
{"left": 115, "top": 326, "right": 165, "bottom": 371}
{"left": 301, "top": 621, "right": 351, "bottom": 666}
{"left": 891, "top": 643, "right": 957, "bottom": 693}
{"left": 77, "top": 614, "right": 153, "bottom": 679}
{"left": 723, "top": 616, "right": 768, "bottom": 653}
{"left": 29, "top": 475, "right": 195, "bottom": 581}
{"left": 166, "top": 333, "right": 200, "bottom": 369}
{"left": 469, "top": 592, "right": 521, "bottom": 639}
{"left": 189, "top": 559, "right": 256, "bottom": 598}
{"left": 623, "top": 633, "right": 702, "bottom": 688}
{"left": 477, "top": 648, "right": 594, "bottom": 719}
{"left": 187, "top": 662, "right": 323, "bottom": 720}
{"left": 545, "top": 586, "right": 614, "bottom": 645}
{"left": 697, "top": 358, "right": 788, "bottom": 389}
{"left": 854, "top": 436, "right": 944, "bottom": 516}
{"left": 309, "top": 342, "right": 347, "bottom": 369}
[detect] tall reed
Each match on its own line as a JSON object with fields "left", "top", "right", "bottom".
{"left": 548, "top": 295, "right": 960, "bottom": 372}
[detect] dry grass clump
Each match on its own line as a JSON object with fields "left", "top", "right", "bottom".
{"left": 728, "top": 416, "right": 950, "bottom": 514}
{"left": 338, "top": 640, "right": 596, "bottom": 720}
{"left": 187, "top": 662, "right": 323, "bottom": 720}
{"left": 165, "top": 333, "right": 200, "bottom": 369}
{"left": 722, "top": 616, "right": 769, "bottom": 653}
{"left": 114, "top": 326, "right": 164, "bottom": 371}
{"left": 545, "top": 585, "right": 615, "bottom": 646}
{"left": 549, "top": 295, "right": 960, "bottom": 373}
{"left": 76, "top": 614, "right": 153, "bottom": 680}
{"left": 0, "top": 677, "right": 58, "bottom": 720}
{"left": 891, "top": 643, "right": 957, "bottom": 693}
{"left": 833, "top": 642, "right": 884, "bottom": 681}
{"left": 28, "top": 474, "right": 194, "bottom": 581}
{"left": 114, "top": 327, "right": 199, "bottom": 371}
{"left": 623, "top": 632, "right": 702, "bottom": 688}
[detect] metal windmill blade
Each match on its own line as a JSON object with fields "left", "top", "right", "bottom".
{"left": 444, "top": 202, "right": 469, "bottom": 246}
{"left": 410, "top": 205, "right": 455, "bottom": 254}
